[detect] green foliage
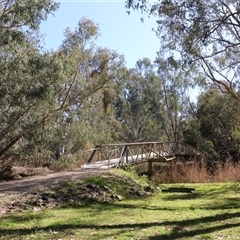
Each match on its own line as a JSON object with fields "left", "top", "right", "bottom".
{"left": 0, "top": 13, "right": 126, "bottom": 162}
{"left": 126, "top": 0, "right": 240, "bottom": 101}
{"left": 155, "top": 55, "right": 193, "bottom": 142}
{"left": 0, "top": 48, "right": 61, "bottom": 157}
{"left": 114, "top": 56, "right": 194, "bottom": 143}
{"left": 5, "top": 0, "right": 239, "bottom": 167}
{"left": 115, "top": 58, "right": 164, "bottom": 142}
{"left": 183, "top": 88, "right": 240, "bottom": 163}
{"left": 0, "top": 0, "right": 59, "bottom": 48}
{"left": 0, "top": 0, "right": 61, "bottom": 160}
{"left": 49, "top": 18, "right": 126, "bottom": 152}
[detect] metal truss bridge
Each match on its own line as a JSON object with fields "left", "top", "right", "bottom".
{"left": 81, "top": 142, "right": 199, "bottom": 174}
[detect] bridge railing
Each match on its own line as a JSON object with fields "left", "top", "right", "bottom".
{"left": 81, "top": 142, "right": 199, "bottom": 168}
{"left": 117, "top": 142, "right": 176, "bottom": 166}
{"left": 161, "top": 142, "right": 199, "bottom": 156}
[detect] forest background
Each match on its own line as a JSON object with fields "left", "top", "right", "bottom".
{"left": 1, "top": 0, "right": 240, "bottom": 175}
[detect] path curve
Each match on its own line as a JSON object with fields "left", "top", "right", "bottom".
{"left": 0, "top": 168, "right": 108, "bottom": 194}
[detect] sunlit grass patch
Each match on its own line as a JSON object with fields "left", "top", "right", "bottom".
{"left": 1, "top": 181, "right": 240, "bottom": 240}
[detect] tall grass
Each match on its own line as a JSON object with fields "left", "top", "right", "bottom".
{"left": 212, "top": 160, "right": 240, "bottom": 182}
{"left": 134, "top": 159, "right": 240, "bottom": 183}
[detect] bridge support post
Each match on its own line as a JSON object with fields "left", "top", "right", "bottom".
{"left": 148, "top": 161, "right": 153, "bottom": 176}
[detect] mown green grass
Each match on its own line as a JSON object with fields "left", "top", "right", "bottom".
{"left": 0, "top": 174, "right": 240, "bottom": 240}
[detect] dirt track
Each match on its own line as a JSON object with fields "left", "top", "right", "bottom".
{"left": 0, "top": 168, "right": 108, "bottom": 193}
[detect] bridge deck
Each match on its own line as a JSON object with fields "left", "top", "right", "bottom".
{"left": 81, "top": 142, "right": 199, "bottom": 172}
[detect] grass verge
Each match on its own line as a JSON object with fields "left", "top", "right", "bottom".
{"left": 0, "top": 169, "right": 240, "bottom": 240}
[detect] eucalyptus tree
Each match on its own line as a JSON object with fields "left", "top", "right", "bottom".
{"left": 0, "top": 1, "right": 59, "bottom": 42}
{"left": 114, "top": 57, "right": 193, "bottom": 143}
{"left": 184, "top": 88, "right": 240, "bottom": 163}
{"left": 48, "top": 18, "right": 127, "bottom": 153}
{"left": 0, "top": 1, "right": 126, "bottom": 162}
{"left": 114, "top": 58, "right": 166, "bottom": 142}
{"left": 126, "top": 0, "right": 240, "bottom": 101}
{"left": 0, "top": 0, "right": 60, "bottom": 161}
{"left": 199, "top": 89, "right": 240, "bottom": 162}
{"left": 155, "top": 56, "right": 193, "bottom": 142}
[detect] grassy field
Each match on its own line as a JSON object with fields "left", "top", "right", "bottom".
{"left": 0, "top": 169, "right": 240, "bottom": 240}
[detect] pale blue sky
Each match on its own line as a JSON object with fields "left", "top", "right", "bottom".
{"left": 39, "top": 1, "right": 160, "bottom": 68}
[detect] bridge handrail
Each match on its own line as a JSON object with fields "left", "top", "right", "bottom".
{"left": 86, "top": 142, "right": 199, "bottom": 166}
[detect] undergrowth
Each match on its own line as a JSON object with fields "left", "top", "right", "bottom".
{"left": 134, "top": 159, "right": 240, "bottom": 183}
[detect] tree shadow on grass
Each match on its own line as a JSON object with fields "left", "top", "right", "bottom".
{"left": 149, "top": 222, "right": 240, "bottom": 240}
{"left": 55, "top": 189, "right": 239, "bottom": 213}
{"left": 161, "top": 189, "right": 240, "bottom": 211}
{"left": 0, "top": 211, "right": 46, "bottom": 223}
{"left": 58, "top": 199, "right": 190, "bottom": 212}
{"left": 0, "top": 211, "right": 240, "bottom": 239}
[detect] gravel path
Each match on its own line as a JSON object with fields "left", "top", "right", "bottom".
{"left": 0, "top": 168, "right": 108, "bottom": 193}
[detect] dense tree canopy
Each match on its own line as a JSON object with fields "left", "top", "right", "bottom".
{"left": 126, "top": 0, "right": 240, "bottom": 100}
{"left": 1, "top": 0, "right": 240, "bottom": 168}
{"left": 0, "top": 1, "right": 126, "bottom": 162}
{"left": 184, "top": 88, "right": 240, "bottom": 163}
{"left": 114, "top": 58, "right": 162, "bottom": 142}
{"left": 114, "top": 57, "right": 193, "bottom": 143}
{"left": 0, "top": 0, "right": 60, "bottom": 160}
